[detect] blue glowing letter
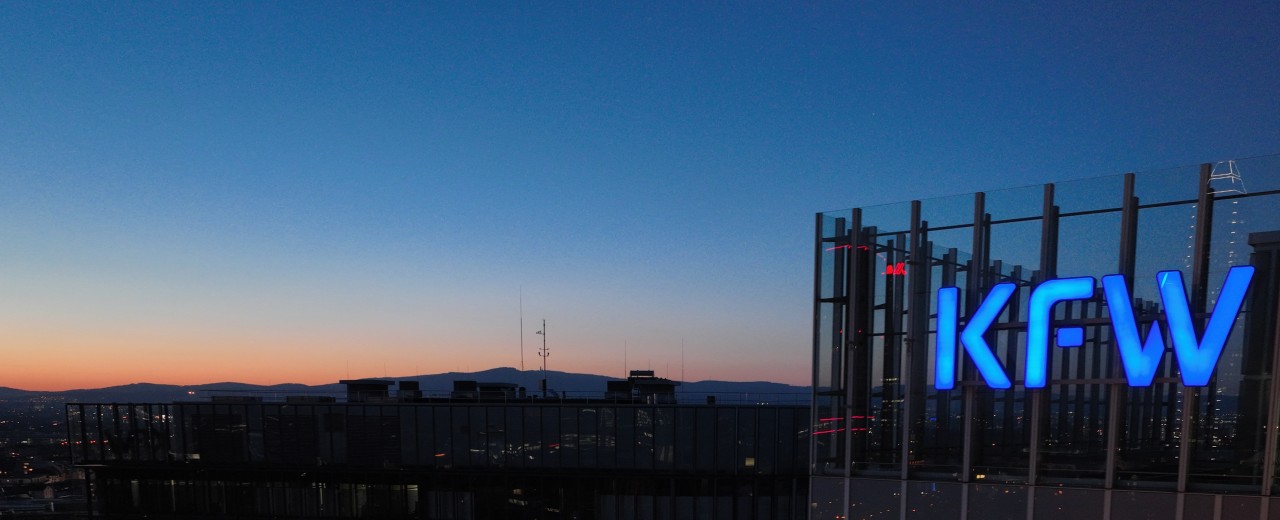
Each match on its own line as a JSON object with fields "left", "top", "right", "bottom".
{"left": 936, "top": 284, "right": 1017, "bottom": 389}
{"left": 944, "top": 283, "right": 1017, "bottom": 389}
{"left": 1158, "top": 266, "right": 1255, "bottom": 386}
{"left": 1102, "top": 274, "right": 1165, "bottom": 386}
{"left": 935, "top": 287, "right": 960, "bottom": 390}
{"left": 1025, "top": 277, "right": 1095, "bottom": 388}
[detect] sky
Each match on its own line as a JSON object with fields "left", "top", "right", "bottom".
{"left": 0, "top": 2, "right": 1277, "bottom": 391}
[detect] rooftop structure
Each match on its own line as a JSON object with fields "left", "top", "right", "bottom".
{"left": 811, "top": 155, "right": 1280, "bottom": 519}
{"left": 67, "top": 376, "right": 809, "bottom": 519}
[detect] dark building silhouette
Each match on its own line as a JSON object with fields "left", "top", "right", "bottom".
{"left": 67, "top": 377, "right": 809, "bottom": 519}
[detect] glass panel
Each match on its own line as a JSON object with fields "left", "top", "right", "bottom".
{"left": 919, "top": 192, "right": 975, "bottom": 230}
{"left": 756, "top": 408, "right": 775, "bottom": 474}
{"left": 1031, "top": 487, "right": 1103, "bottom": 520}
{"left": 905, "top": 481, "right": 960, "bottom": 520}
{"left": 1040, "top": 383, "right": 1107, "bottom": 485}
{"left": 846, "top": 479, "right": 900, "bottom": 520}
{"left": 985, "top": 184, "right": 1043, "bottom": 222}
{"left": 737, "top": 408, "right": 756, "bottom": 474}
{"left": 1055, "top": 174, "right": 1124, "bottom": 215}
{"left": 578, "top": 407, "right": 596, "bottom": 468}
{"left": 542, "top": 406, "right": 560, "bottom": 468}
{"left": 986, "top": 219, "right": 1041, "bottom": 284}
{"left": 636, "top": 407, "right": 655, "bottom": 470}
{"left": 653, "top": 407, "right": 674, "bottom": 469}
{"left": 815, "top": 211, "right": 850, "bottom": 476}
{"left": 1115, "top": 382, "right": 1183, "bottom": 489}
{"left": 486, "top": 407, "right": 504, "bottom": 467}
{"left": 860, "top": 201, "right": 913, "bottom": 236}
{"left": 599, "top": 407, "right": 616, "bottom": 468}
{"left": 1183, "top": 494, "right": 1217, "bottom": 519}
{"left": 716, "top": 408, "right": 735, "bottom": 472}
{"left": 616, "top": 407, "right": 634, "bottom": 468}
{"left": 450, "top": 407, "right": 468, "bottom": 466}
{"left": 468, "top": 407, "right": 485, "bottom": 467}
{"left": 523, "top": 407, "right": 542, "bottom": 466}
{"left": 561, "top": 405, "right": 579, "bottom": 468}
{"left": 675, "top": 408, "right": 694, "bottom": 471}
{"left": 1229, "top": 153, "right": 1280, "bottom": 194}
{"left": 505, "top": 406, "right": 523, "bottom": 468}
{"left": 415, "top": 406, "right": 432, "bottom": 467}
{"left": 1111, "top": 491, "right": 1178, "bottom": 519}
{"left": 688, "top": 408, "right": 712, "bottom": 472}
{"left": 966, "top": 484, "right": 1026, "bottom": 519}
{"left": 1191, "top": 190, "right": 1280, "bottom": 490}
{"left": 1056, "top": 212, "right": 1121, "bottom": 279}
{"left": 777, "top": 407, "right": 797, "bottom": 473}
{"left": 1134, "top": 164, "right": 1200, "bottom": 206}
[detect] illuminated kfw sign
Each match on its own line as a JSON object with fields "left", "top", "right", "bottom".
{"left": 934, "top": 266, "right": 1255, "bottom": 390}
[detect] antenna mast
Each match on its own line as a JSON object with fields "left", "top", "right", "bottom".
{"left": 536, "top": 319, "right": 549, "bottom": 397}
{"left": 519, "top": 287, "right": 525, "bottom": 372}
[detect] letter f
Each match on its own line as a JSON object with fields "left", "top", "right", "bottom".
{"left": 1025, "top": 277, "right": 1095, "bottom": 388}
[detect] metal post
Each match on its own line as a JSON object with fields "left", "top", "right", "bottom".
{"left": 900, "top": 200, "right": 922, "bottom": 479}
{"left": 1028, "top": 183, "right": 1058, "bottom": 486}
{"left": 810, "top": 213, "right": 823, "bottom": 477}
{"left": 1106, "top": 173, "right": 1138, "bottom": 489}
{"left": 1178, "top": 164, "right": 1215, "bottom": 492}
{"left": 536, "top": 320, "right": 550, "bottom": 398}
{"left": 961, "top": 192, "right": 987, "bottom": 484}
{"left": 844, "top": 209, "right": 863, "bottom": 490}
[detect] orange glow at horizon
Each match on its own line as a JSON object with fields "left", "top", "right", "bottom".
{"left": 0, "top": 327, "right": 809, "bottom": 392}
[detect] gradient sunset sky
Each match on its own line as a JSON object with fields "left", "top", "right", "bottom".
{"left": 1, "top": 3, "right": 1278, "bottom": 390}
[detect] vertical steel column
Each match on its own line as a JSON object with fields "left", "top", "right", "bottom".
{"left": 887, "top": 231, "right": 907, "bottom": 464}
{"left": 900, "top": 200, "right": 922, "bottom": 480}
{"left": 810, "top": 212, "right": 824, "bottom": 478}
{"left": 961, "top": 192, "right": 987, "bottom": 485}
{"left": 1028, "top": 183, "right": 1058, "bottom": 488}
{"left": 845, "top": 209, "right": 864, "bottom": 486}
{"left": 941, "top": 247, "right": 959, "bottom": 467}
{"left": 1106, "top": 173, "right": 1138, "bottom": 489}
{"left": 1178, "top": 163, "right": 1215, "bottom": 493}
{"left": 831, "top": 218, "right": 848, "bottom": 401}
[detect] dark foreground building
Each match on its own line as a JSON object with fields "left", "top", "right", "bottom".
{"left": 812, "top": 156, "right": 1280, "bottom": 519}
{"left": 66, "top": 375, "right": 809, "bottom": 519}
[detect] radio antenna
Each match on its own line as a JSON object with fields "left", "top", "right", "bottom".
{"left": 519, "top": 286, "right": 525, "bottom": 372}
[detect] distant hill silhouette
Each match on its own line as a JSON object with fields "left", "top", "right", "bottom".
{"left": 2, "top": 367, "right": 810, "bottom": 405}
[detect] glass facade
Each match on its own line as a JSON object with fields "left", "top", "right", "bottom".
{"left": 812, "top": 155, "right": 1280, "bottom": 519}
{"left": 67, "top": 400, "right": 808, "bottom": 519}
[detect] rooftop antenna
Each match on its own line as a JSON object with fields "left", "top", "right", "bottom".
{"left": 624, "top": 340, "right": 628, "bottom": 378}
{"left": 1209, "top": 159, "right": 1247, "bottom": 195}
{"left": 519, "top": 287, "right": 525, "bottom": 372}
{"left": 1210, "top": 160, "right": 1248, "bottom": 271}
{"left": 1186, "top": 160, "right": 1249, "bottom": 280}
{"left": 536, "top": 319, "right": 549, "bottom": 398}
{"left": 681, "top": 338, "right": 685, "bottom": 384}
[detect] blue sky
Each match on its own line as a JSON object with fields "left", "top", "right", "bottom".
{"left": 0, "top": 2, "right": 1277, "bottom": 389}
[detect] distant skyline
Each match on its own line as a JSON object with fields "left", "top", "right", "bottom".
{"left": 1, "top": 3, "right": 1278, "bottom": 391}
